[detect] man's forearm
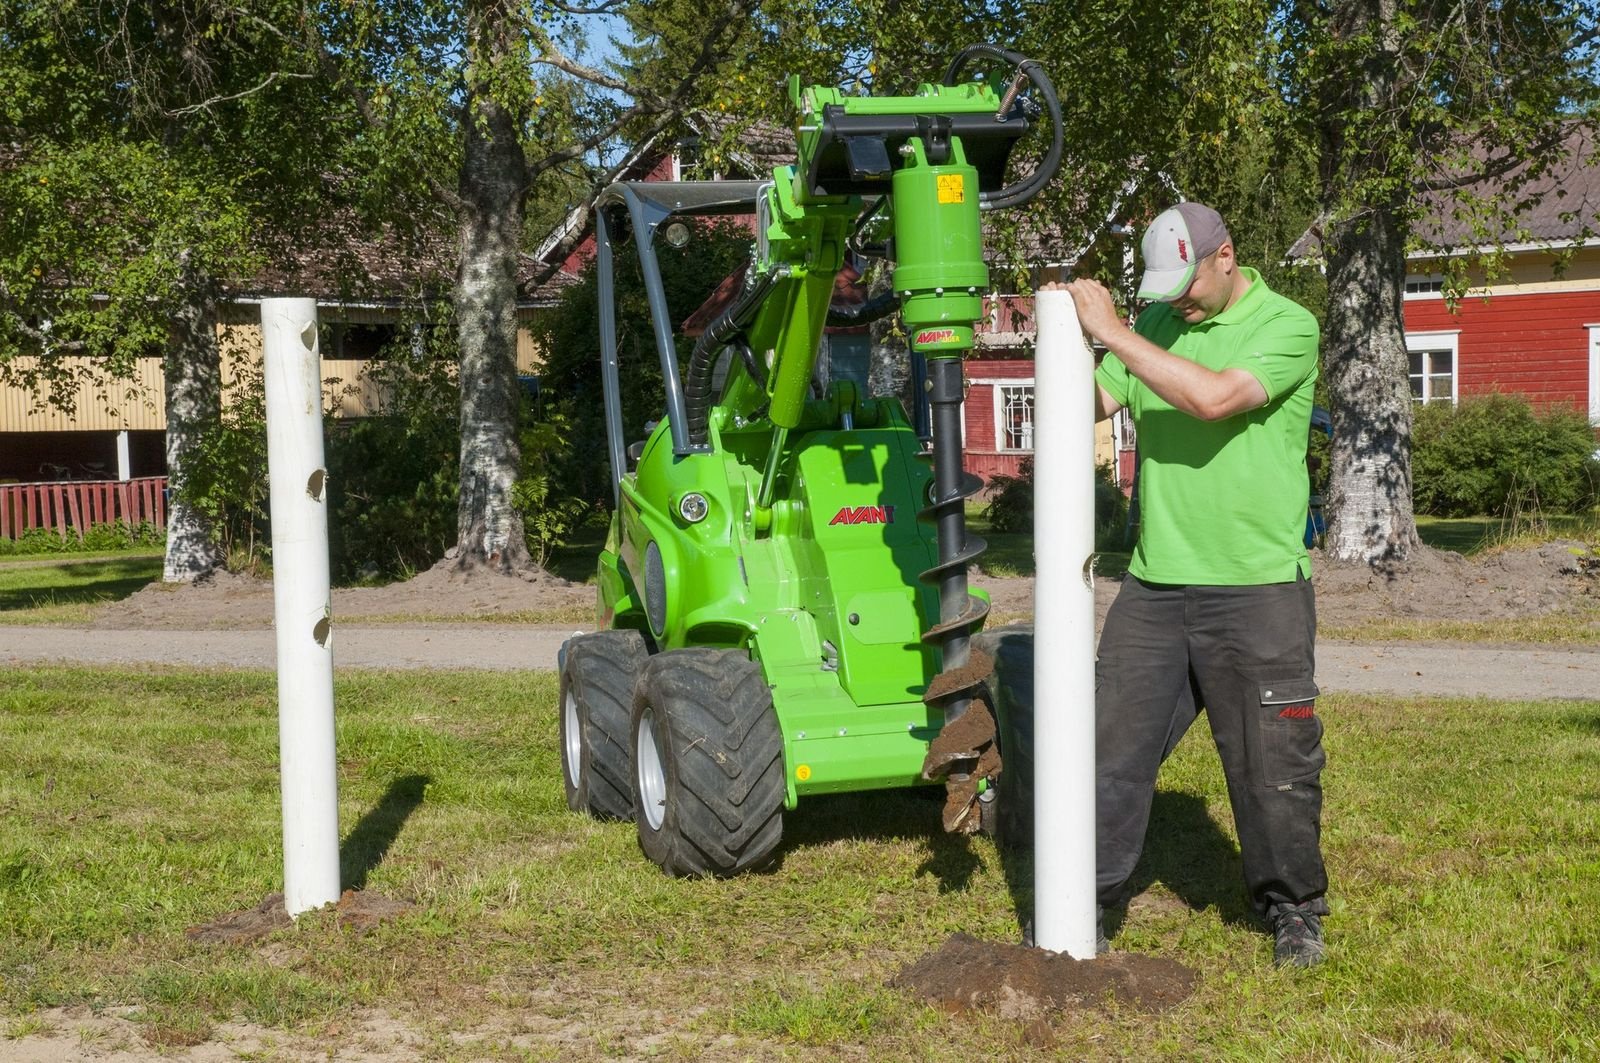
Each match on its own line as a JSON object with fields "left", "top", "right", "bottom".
{"left": 1099, "top": 325, "right": 1265, "bottom": 422}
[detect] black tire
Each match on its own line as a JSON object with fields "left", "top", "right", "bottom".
{"left": 973, "top": 625, "right": 1036, "bottom": 850}
{"left": 559, "top": 630, "right": 648, "bottom": 819}
{"left": 630, "top": 648, "right": 785, "bottom": 877}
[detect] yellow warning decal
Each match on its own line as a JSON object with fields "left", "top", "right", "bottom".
{"left": 796, "top": 764, "right": 812, "bottom": 781}
{"left": 937, "top": 174, "right": 965, "bottom": 204}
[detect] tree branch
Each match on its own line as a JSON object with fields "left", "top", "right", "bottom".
{"left": 163, "top": 70, "right": 313, "bottom": 117}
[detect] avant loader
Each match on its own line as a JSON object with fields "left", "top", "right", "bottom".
{"left": 558, "top": 45, "right": 1061, "bottom": 875}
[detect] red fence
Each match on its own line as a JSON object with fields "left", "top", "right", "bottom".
{"left": 0, "top": 477, "right": 167, "bottom": 541}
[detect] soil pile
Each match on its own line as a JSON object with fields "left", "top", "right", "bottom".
{"left": 1311, "top": 540, "right": 1598, "bottom": 628}
{"left": 85, "top": 540, "right": 1598, "bottom": 632}
{"left": 891, "top": 932, "right": 1197, "bottom": 1020}
{"left": 93, "top": 555, "right": 592, "bottom": 630}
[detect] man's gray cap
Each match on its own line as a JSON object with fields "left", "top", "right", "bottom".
{"left": 1138, "top": 202, "right": 1231, "bottom": 302}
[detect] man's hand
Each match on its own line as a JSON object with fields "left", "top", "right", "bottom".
{"left": 1064, "top": 278, "right": 1132, "bottom": 345}
{"left": 1040, "top": 281, "right": 1124, "bottom": 420}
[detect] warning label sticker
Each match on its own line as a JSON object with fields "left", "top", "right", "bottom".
{"left": 937, "top": 174, "right": 965, "bottom": 204}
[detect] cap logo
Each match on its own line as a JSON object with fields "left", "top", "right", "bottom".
{"left": 1177, "top": 238, "right": 1189, "bottom": 263}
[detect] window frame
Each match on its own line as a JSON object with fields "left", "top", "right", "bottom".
{"left": 1404, "top": 330, "right": 1461, "bottom": 406}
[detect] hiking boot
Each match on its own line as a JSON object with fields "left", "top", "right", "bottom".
{"left": 1271, "top": 906, "right": 1326, "bottom": 968}
{"left": 1096, "top": 905, "right": 1109, "bottom": 955}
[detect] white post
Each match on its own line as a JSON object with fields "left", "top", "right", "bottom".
{"left": 261, "top": 297, "right": 341, "bottom": 916}
{"left": 116, "top": 430, "right": 131, "bottom": 481}
{"left": 1031, "top": 289, "right": 1098, "bottom": 958}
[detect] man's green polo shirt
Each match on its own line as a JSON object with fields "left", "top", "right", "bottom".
{"left": 1094, "top": 268, "right": 1319, "bottom": 585}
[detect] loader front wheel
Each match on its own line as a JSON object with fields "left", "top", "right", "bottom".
{"left": 559, "top": 630, "right": 648, "bottom": 819}
{"left": 631, "top": 649, "right": 785, "bottom": 876}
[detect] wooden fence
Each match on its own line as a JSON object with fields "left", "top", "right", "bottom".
{"left": 0, "top": 476, "right": 167, "bottom": 541}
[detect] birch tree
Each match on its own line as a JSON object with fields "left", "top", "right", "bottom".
{"left": 0, "top": 1, "right": 338, "bottom": 580}
{"left": 314, "top": 0, "right": 754, "bottom": 574}
{"left": 1281, "top": 0, "right": 1599, "bottom": 565}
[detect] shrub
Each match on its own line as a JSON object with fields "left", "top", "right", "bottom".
{"left": 325, "top": 344, "right": 460, "bottom": 582}
{"left": 982, "top": 457, "right": 1130, "bottom": 548}
{"left": 1412, "top": 394, "right": 1599, "bottom": 517}
{"left": 0, "top": 521, "right": 163, "bottom": 556}
{"left": 182, "top": 360, "right": 270, "bottom": 567}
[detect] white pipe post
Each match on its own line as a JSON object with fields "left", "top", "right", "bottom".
{"left": 1031, "top": 288, "right": 1098, "bottom": 958}
{"left": 261, "top": 297, "right": 341, "bottom": 916}
{"left": 116, "top": 430, "right": 131, "bottom": 481}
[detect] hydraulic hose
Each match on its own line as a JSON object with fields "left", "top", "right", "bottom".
{"left": 825, "top": 290, "right": 898, "bottom": 328}
{"left": 684, "top": 266, "right": 780, "bottom": 446}
{"left": 942, "top": 44, "right": 1064, "bottom": 212}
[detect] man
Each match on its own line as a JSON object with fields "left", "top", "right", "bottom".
{"left": 1058, "top": 201, "right": 1329, "bottom": 967}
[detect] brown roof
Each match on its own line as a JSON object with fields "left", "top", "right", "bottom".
{"left": 1291, "top": 122, "right": 1600, "bottom": 260}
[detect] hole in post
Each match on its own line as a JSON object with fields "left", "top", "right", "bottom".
{"left": 312, "top": 616, "right": 331, "bottom": 647}
{"left": 307, "top": 469, "right": 326, "bottom": 501}
{"left": 1081, "top": 554, "right": 1096, "bottom": 591}
{"left": 299, "top": 322, "right": 318, "bottom": 353}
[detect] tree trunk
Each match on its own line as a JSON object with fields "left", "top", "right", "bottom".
{"left": 452, "top": 7, "right": 532, "bottom": 574}
{"left": 1318, "top": 0, "right": 1420, "bottom": 566}
{"left": 162, "top": 280, "right": 224, "bottom": 582}
{"left": 1321, "top": 208, "right": 1420, "bottom": 565}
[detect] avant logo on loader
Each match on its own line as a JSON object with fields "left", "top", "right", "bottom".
{"left": 829, "top": 505, "right": 896, "bottom": 526}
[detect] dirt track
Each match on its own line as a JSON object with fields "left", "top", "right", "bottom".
{"left": 4, "top": 621, "right": 1599, "bottom": 701}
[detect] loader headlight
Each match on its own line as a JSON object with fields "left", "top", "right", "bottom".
{"left": 677, "top": 492, "right": 709, "bottom": 523}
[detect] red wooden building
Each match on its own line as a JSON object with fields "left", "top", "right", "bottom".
{"left": 1390, "top": 126, "right": 1598, "bottom": 419}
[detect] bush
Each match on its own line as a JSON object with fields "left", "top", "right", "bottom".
{"left": 325, "top": 343, "right": 460, "bottom": 582}
{"left": 1412, "top": 394, "right": 1599, "bottom": 517}
{"left": 0, "top": 521, "right": 163, "bottom": 556}
{"left": 982, "top": 457, "right": 1130, "bottom": 547}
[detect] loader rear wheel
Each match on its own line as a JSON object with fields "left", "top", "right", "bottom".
{"left": 972, "top": 626, "right": 1036, "bottom": 850}
{"left": 630, "top": 648, "right": 785, "bottom": 877}
{"left": 559, "top": 630, "right": 648, "bottom": 819}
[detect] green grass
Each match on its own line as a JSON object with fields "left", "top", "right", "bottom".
{"left": 0, "top": 554, "right": 161, "bottom": 612}
{"left": 3, "top": 665, "right": 1597, "bottom": 1058}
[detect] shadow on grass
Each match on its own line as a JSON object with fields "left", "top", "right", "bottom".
{"left": 1110, "top": 791, "right": 1254, "bottom": 932}
{"left": 782, "top": 788, "right": 990, "bottom": 893}
{"left": 0, "top": 557, "right": 161, "bottom": 611}
{"left": 340, "top": 773, "right": 430, "bottom": 891}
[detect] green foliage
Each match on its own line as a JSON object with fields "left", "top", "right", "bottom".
{"left": 1412, "top": 394, "right": 1600, "bottom": 517}
{"left": 0, "top": 523, "right": 163, "bottom": 557}
{"left": 181, "top": 360, "right": 270, "bottom": 570}
{"left": 325, "top": 331, "right": 461, "bottom": 583}
{"left": 981, "top": 457, "right": 1130, "bottom": 548}
{"left": 513, "top": 410, "right": 591, "bottom": 569}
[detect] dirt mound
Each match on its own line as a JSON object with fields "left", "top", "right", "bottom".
{"left": 185, "top": 890, "right": 415, "bottom": 945}
{"left": 92, "top": 555, "right": 592, "bottom": 630}
{"left": 1311, "top": 540, "right": 1598, "bottom": 627}
{"left": 891, "top": 932, "right": 1197, "bottom": 1021}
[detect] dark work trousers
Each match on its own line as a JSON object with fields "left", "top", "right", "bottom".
{"left": 1095, "top": 574, "right": 1329, "bottom": 918}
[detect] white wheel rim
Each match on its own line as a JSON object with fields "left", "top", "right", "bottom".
{"left": 636, "top": 706, "right": 667, "bottom": 831}
{"left": 562, "top": 687, "right": 583, "bottom": 787}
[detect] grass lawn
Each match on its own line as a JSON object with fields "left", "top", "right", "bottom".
{"left": 0, "top": 552, "right": 162, "bottom": 615}
{"left": 2, "top": 666, "right": 1596, "bottom": 1059}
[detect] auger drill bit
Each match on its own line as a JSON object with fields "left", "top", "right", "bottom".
{"left": 918, "top": 356, "right": 1000, "bottom": 833}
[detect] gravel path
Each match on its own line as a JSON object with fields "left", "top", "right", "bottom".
{"left": 4, "top": 624, "right": 1598, "bottom": 700}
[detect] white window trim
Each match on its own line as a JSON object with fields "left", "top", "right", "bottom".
{"left": 971, "top": 377, "right": 1036, "bottom": 452}
{"left": 1402, "top": 273, "right": 1447, "bottom": 301}
{"left": 1404, "top": 330, "right": 1461, "bottom": 405}
{"left": 1587, "top": 325, "right": 1600, "bottom": 426}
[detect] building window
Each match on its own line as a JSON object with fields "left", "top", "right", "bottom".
{"left": 997, "top": 383, "right": 1034, "bottom": 451}
{"left": 1406, "top": 331, "right": 1459, "bottom": 405}
{"left": 1404, "top": 274, "right": 1446, "bottom": 298}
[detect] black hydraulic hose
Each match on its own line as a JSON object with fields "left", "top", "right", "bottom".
{"left": 825, "top": 289, "right": 898, "bottom": 328}
{"left": 684, "top": 267, "right": 779, "bottom": 446}
{"left": 943, "top": 44, "right": 1064, "bottom": 212}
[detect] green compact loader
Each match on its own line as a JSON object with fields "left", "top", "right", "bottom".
{"left": 558, "top": 45, "right": 1060, "bottom": 876}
